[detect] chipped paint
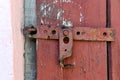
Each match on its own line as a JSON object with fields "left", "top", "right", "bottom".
{"left": 57, "top": 10, "right": 64, "bottom": 20}
{"left": 41, "top": 19, "right": 44, "bottom": 24}
{"left": 40, "top": 3, "right": 47, "bottom": 17}
{"left": 40, "top": 3, "right": 46, "bottom": 11}
{"left": 80, "top": 12, "right": 84, "bottom": 23}
{"left": 48, "top": 7, "right": 52, "bottom": 11}
{"left": 62, "top": 20, "right": 73, "bottom": 27}
{"left": 39, "top": 0, "right": 85, "bottom": 27}
{"left": 53, "top": 0, "right": 58, "bottom": 3}
{"left": 60, "top": 0, "right": 72, "bottom": 3}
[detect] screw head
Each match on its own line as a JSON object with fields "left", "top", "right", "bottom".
{"left": 63, "top": 30, "right": 69, "bottom": 36}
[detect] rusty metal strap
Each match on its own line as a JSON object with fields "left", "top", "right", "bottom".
{"left": 23, "top": 26, "right": 115, "bottom": 68}
{"left": 24, "top": 26, "right": 115, "bottom": 41}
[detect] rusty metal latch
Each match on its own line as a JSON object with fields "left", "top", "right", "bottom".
{"left": 23, "top": 25, "right": 115, "bottom": 68}
{"left": 59, "top": 28, "right": 74, "bottom": 67}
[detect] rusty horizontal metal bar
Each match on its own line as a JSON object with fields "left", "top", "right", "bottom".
{"left": 24, "top": 26, "right": 115, "bottom": 41}
{"left": 73, "top": 27, "right": 115, "bottom": 41}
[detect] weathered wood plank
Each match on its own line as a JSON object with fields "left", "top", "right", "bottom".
{"left": 36, "top": 0, "right": 107, "bottom": 80}
{"left": 111, "top": 0, "right": 120, "bottom": 80}
{"left": 63, "top": 0, "right": 107, "bottom": 80}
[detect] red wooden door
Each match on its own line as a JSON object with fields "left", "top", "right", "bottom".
{"left": 36, "top": 0, "right": 107, "bottom": 80}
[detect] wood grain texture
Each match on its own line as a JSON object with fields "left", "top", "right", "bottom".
{"left": 37, "top": 40, "right": 63, "bottom": 80}
{"left": 63, "top": 0, "right": 107, "bottom": 80}
{"left": 36, "top": 1, "right": 63, "bottom": 80}
{"left": 111, "top": 0, "right": 120, "bottom": 80}
{"left": 36, "top": 0, "right": 107, "bottom": 80}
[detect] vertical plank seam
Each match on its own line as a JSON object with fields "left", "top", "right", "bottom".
{"left": 106, "top": 0, "right": 112, "bottom": 80}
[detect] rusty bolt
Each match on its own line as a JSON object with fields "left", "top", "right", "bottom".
{"left": 63, "top": 30, "right": 69, "bottom": 36}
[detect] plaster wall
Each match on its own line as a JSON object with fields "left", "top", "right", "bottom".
{"left": 0, "top": 0, "right": 24, "bottom": 80}
{"left": 0, "top": 0, "right": 13, "bottom": 80}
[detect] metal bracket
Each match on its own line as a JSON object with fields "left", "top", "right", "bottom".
{"left": 59, "top": 28, "right": 74, "bottom": 67}
{"left": 23, "top": 25, "right": 115, "bottom": 68}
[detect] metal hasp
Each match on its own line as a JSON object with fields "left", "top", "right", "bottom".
{"left": 23, "top": 25, "right": 115, "bottom": 68}
{"left": 59, "top": 28, "right": 74, "bottom": 68}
